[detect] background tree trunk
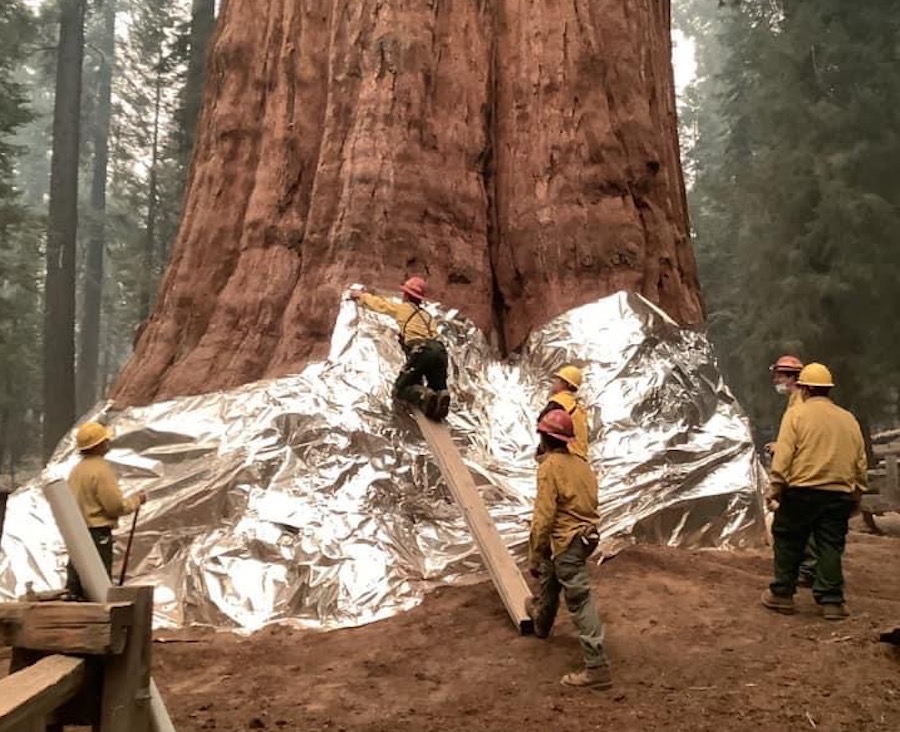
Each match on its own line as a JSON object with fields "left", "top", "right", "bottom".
{"left": 182, "top": 0, "right": 216, "bottom": 165}
{"left": 112, "top": 0, "right": 704, "bottom": 407}
{"left": 43, "top": 0, "right": 86, "bottom": 458}
{"left": 77, "top": 0, "right": 116, "bottom": 415}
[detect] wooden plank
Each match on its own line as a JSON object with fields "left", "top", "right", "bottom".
{"left": 0, "top": 601, "right": 133, "bottom": 654}
{"left": 101, "top": 586, "right": 154, "bottom": 732}
{"left": 413, "top": 413, "right": 534, "bottom": 634}
{"left": 10, "top": 649, "right": 103, "bottom": 728}
{"left": 0, "top": 655, "right": 85, "bottom": 732}
{"left": 872, "top": 441, "right": 900, "bottom": 457}
{"left": 884, "top": 455, "right": 900, "bottom": 504}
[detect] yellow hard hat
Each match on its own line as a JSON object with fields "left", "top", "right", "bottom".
{"left": 796, "top": 363, "right": 834, "bottom": 388}
{"left": 75, "top": 422, "right": 112, "bottom": 451}
{"left": 554, "top": 365, "right": 583, "bottom": 389}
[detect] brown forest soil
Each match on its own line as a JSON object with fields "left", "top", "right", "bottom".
{"left": 151, "top": 518, "right": 900, "bottom": 732}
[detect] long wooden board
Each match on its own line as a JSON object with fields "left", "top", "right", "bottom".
{"left": 413, "top": 412, "right": 533, "bottom": 634}
{"left": 0, "top": 655, "right": 85, "bottom": 732}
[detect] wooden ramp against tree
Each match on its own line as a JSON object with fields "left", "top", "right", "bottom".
{"left": 413, "top": 412, "right": 534, "bottom": 635}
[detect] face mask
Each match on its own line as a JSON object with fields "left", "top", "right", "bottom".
{"left": 774, "top": 383, "right": 789, "bottom": 395}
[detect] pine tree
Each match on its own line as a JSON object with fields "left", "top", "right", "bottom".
{"left": 43, "top": 0, "right": 87, "bottom": 460}
{"left": 0, "top": 1, "right": 43, "bottom": 475}
{"left": 676, "top": 0, "right": 900, "bottom": 436}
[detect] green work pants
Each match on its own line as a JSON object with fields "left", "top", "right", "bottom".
{"left": 66, "top": 526, "right": 113, "bottom": 599}
{"left": 532, "top": 537, "right": 608, "bottom": 668}
{"left": 770, "top": 488, "right": 854, "bottom": 605}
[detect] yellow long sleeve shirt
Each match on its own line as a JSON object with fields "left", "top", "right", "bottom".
{"left": 68, "top": 456, "right": 140, "bottom": 528}
{"left": 770, "top": 397, "right": 868, "bottom": 495}
{"left": 357, "top": 293, "right": 437, "bottom": 344}
{"left": 546, "top": 391, "right": 589, "bottom": 460}
{"left": 529, "top": 451, "right": 600, "bottom": 561}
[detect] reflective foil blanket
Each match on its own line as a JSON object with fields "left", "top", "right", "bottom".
{"left": 0, "top": 293, "right": 766, "bottom": 630}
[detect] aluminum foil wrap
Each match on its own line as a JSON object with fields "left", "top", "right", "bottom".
{"left": 0, "top": 292, "right": 766, "bottom": 631}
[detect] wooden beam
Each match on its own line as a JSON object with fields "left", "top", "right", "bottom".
{"left": 413, "top": 412, "right": 534, "bottom": 634}
{"left": 101, "top": 586, "right": 154, "bottom": 732}
{"left": 0, "top": 655, "right": 85, "bottom": 732}
{"left": 0, "top": 601, "right": 133, "bottom": 654}
{"left": 872, "top": 441, "right": 900, "bottom": 457}
{"left": 884, "top": 455, "right": 900, "bottom": 504}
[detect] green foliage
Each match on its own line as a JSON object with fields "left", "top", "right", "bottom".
{"left": 0, "top": 0, "right": 199, "bottom": 464}
{"left": 675, "top": 0, "right": 900, "bottom": 437}
{"left": 0, "top": 0, "right": 42, "bottom": 469}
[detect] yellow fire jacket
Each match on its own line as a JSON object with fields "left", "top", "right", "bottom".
{"left": 68, "top": 456, "right": 140, "bottom": 528}
{"left": 357, "top": 294, "right": 437, "bottom": 344}
{"left": 770, "top": 397, "right": 868, "bottom": 495}
{"left": 529, "top": 451, "right": 600, "bottom": 561}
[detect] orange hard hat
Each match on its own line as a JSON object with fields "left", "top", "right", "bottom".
{"left": 769, "top": 355, "right": 804, "bottom": 373}
{"left": 537, "top": 410, "right": 575, "bottom": 443}
{"left": 401, "top": 276, "right": 427, "bottom": 300}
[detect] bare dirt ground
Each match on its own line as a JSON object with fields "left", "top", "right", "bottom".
{"left": 151, "top": 518, "right": 900, "bottom": 732}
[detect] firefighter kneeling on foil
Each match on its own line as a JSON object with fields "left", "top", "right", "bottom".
{"left": 350, "top": 276, "right": 451, "bottom": 421}
{"left": 526, "top": 409, "right": 612, "bottom": 690}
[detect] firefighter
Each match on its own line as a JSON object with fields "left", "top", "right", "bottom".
{"left": 536, "top": 365, "right": 589, "bottom": 461}
{"left": 65, "top": 422, "right": 146, "bottom": 599}
{"left": 761, "top": 363, "right": 867, "bottom": 620}
{"left": 526, "top": 409, "right": 611, "bottom": 690}
{"left": 767, "top": 354, "right": 817, "bottom": 586}
{"left": 350, "top": 277, "right": 450, "bottom": 421}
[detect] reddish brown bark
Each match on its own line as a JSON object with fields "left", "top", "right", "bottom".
{"left": 112, "top": 0, "right": 703, "bottom": 406}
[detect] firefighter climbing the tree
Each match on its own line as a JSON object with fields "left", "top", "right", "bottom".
{"left": 526, "top": 409, "right": 611, "bottom": 690}
{"left": 350, "top": 277, "right": 451, "bottom": 421}
{"left": 65, "top": 422, "right": 146, "bottom": 600}
{"left": 766, "top": 354, "right": 818, "bottom": 587}
{"left": 536, "top": 365, "right": 589, "bottom": 461}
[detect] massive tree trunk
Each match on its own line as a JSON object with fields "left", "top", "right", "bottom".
{"left": 43, "top": 0, "right": 86, "bottom": 457}
{"left": 77, "top": 0, "right": 116, "bottom": 415}
{"left": 113, "top": 0, "right": 703, "bottom": 407}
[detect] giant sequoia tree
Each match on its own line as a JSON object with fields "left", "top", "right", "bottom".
{"left": 112, "top": 0, "right": 705, "bottom": 406}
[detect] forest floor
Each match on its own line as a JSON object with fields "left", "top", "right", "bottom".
{"left": 150, "top": 516, "right": 900, "bottom": 732}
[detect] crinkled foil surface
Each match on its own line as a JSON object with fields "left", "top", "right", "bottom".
{"left": 0, "top": 293, "right": 766, "bottom": 631}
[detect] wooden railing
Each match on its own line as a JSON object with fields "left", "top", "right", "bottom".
{"left": 0, "top": 586, "right": 154, "bottom": 732}
{"left": 863, "top": 444, "right": 900, "bottom": 531}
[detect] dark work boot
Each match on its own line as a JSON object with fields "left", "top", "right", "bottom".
{"left": 821, "top": 603, "right": 850, "bottom": 620}
{"left": 761, "top": 589, "right": 796, "bottom": 615}
{"left": 433, "top": 390, "right": 451, "bottom": 421}
{"left": 420, "top": 388, "right": 440, "bottom": 419}
{"left": 525, "top": 597, "right": 551, "bottom": 639}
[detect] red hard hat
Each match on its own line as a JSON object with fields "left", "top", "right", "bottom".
{"left": 537, "top": 410, "right": 575, "bottom": 443}
{"left": 401, "top": 276, "right": 427, "bottom": 300}
{"left": 769, "top": 355, "right": 804, "bottom": 373}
